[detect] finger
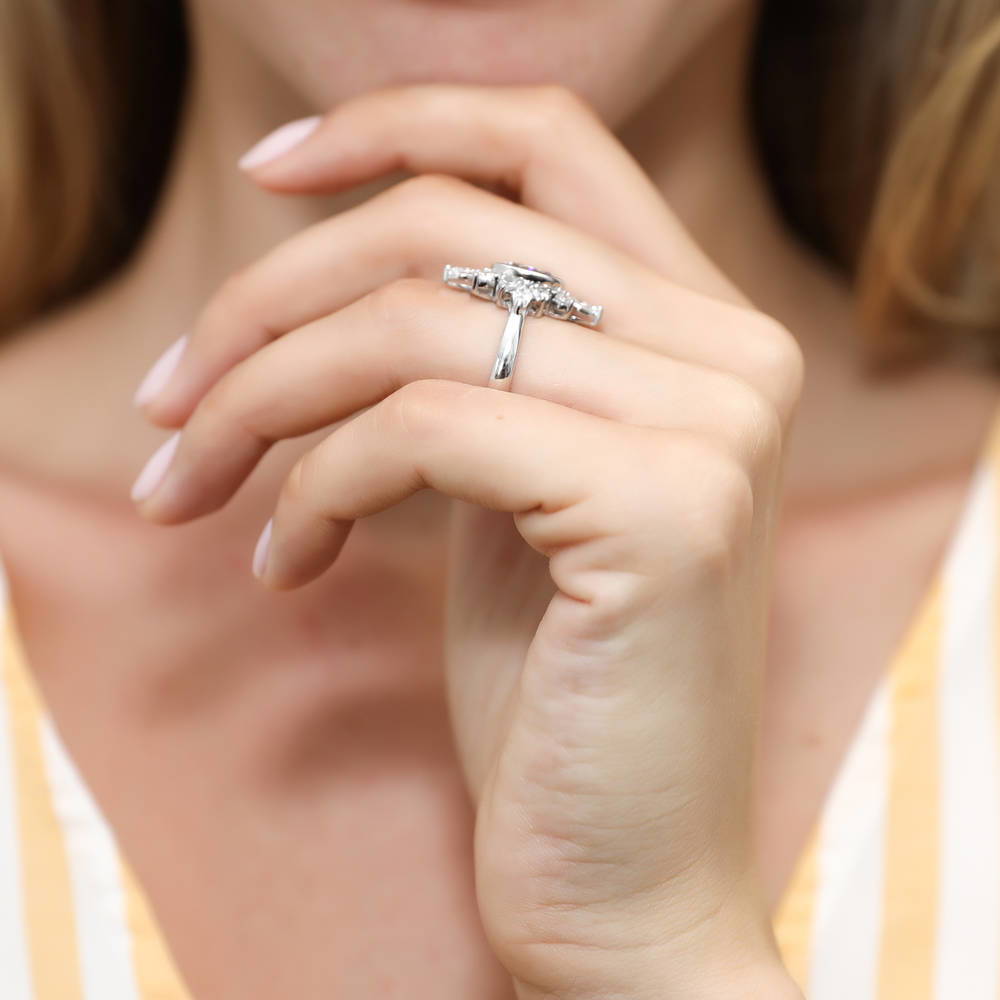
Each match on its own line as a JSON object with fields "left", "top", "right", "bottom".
{"left": 239, "top": 84, "right": 741, "bottom": 304}
{"left": 129, "top": 278, "right": 780, "bottom": 526}
{"left": 251, "top": 379, "right": 751, "bottom": 595}
{"left": 139, "top": 177, "right": 796, "bottom": 430}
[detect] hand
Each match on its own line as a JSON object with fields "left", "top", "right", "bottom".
{"left": 131, "top": 84, "right": 805, "bottom": 1000}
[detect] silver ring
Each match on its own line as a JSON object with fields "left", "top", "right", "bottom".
{"left": 442, "top": 261, "right": 604, "bottom": 391}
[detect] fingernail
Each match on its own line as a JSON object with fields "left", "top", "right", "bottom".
{"left": 130, "top": 432, "right": 181, "bottom": 503}
{"left": 252, "top": 518, "right": 273, "bottom": 578}
{"left": 133, "top": 334, "right": 188, "bottom": 408}
{"left": 238, "top": 115, "right": 321, "bottom": 170}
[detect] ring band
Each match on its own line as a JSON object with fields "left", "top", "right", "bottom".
{"left": 442, "top": 261, "right": 604, "bottom": 391}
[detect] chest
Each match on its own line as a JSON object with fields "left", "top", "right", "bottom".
{"left": 0, "top": 479, "right": 520, "bottom": 997}
{"left": 0, "top": 468, "right": 969, "bottom": 997}
{"left": 755, "top": 472, "right": 969, "bottom": 898}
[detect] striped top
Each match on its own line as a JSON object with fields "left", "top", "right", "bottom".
{"left": 0, "top": 574, "right": 191, "bottom": 997}
{"left": 2, "top": 406, "right": 1000, "bottom": 998}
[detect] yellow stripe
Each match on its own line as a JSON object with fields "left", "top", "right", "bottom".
{"left": 121, "top": 856, "right": 191, "bottom": 1000}
{"left": 986, "top": 398, "right": 1000, "bottom": 465}
{"left": 3, "top": 611, "right": 85, "bottom": 1000}
{"left": 769, "top": 405, "right": 1000, "bottom": 991}
{"left": 772, "top": 821, "right": 820, "bottom": 992}
{"left": 876, "top": 577, "right": 943, "bottom": 1000}
{"left": 1, "top": 596, "right": 188, "bottom": 999}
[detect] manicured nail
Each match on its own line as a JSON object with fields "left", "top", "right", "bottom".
{"left": 252, "top": 518, "right": 273, "bottom": 578}
{"left": 238, "top": 115, "right": 321, "bottom": 170}
{"left": 130, "top": 432, "right": 181, "bottom": 503}
{"left": 133, "top": 334, "right": 188, "bottom": 408}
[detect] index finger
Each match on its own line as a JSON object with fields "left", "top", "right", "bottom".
{"left": 238, "top": 83, "right": 745, "bottom": 305}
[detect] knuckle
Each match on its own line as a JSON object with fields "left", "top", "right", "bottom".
{"left": 195, "top": 371, "right": 265, "bottom": 445}
{"left": 280, "top": 455, "right": 312, "bottom": 507}
{"left": 582, "top": 434, "right": 755, "bottom": 594}
{"left": 709, "top": 460, "right": 756, "bottom": 551}
{"left": 380, "top": 174, "right": 476, "bottom": 262}
{"left": 717, "top": 375, "right": 784, "bottom": 470}
{"left": 546, "top": 433, "right": 757, "bottom": 625}
{"left": 385, "top": 172, "right": 470, "bottom": 213}
{"left": 651, "top": 436, "right": 755, "bottom": 580}
{"left": 277, "top": 451, "right": 338, "bottom": 527}
{"left": 200, "top": 266, "right": 258, "bottom": 332}
{"left": 378, "top": 378, "right": 457, "bottom": 440}
{"left": 547, "top": 555, "right": 661, "bottom": 640}
{"left": 366, "top": 279, "right": 455, "bottom": 380}
{"left": 531, "top": 84, "right": 595, "bottom": 130}
{"left": 195, "top": 372, "right": 239, "bottom": 427}
{"left": 366, "top": 276, "right": 439, "bottom": 331}
{"left": 280, "top": 448, "right": 342, "bottom": 523}
{"left": 743, "top": 312, "right": 805, "bottom": 419}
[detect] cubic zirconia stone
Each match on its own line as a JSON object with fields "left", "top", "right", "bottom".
{"left": 498, "top": 274, "right": 553, "bottom": 311}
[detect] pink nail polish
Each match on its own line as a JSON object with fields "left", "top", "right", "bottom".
{"left": 252, "top": 518, "right": 273, "bottom": 578}
{"left": 130, "top": 432, "right": 180, "bottom": 503}
{"left": 238, "top": 115, "right": 321, "bottom": 170}
{"left": 133, "top": 334, "right": 188, "bottom": 408}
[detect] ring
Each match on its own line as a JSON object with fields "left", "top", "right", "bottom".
{"left": 442, "top": 261, "right": 604, "bottom": 391}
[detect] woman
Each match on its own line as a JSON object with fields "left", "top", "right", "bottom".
{"left": 1, "top": 0, "right": 998, "bottom": 996}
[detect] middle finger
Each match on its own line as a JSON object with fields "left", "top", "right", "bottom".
{"left": 138, "top": 177, "right": 790, "bottom": 429}
{"left": 130, "top": 277, "right": 776, "bottom": 524}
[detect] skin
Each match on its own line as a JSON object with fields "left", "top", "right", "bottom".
{"left": 0, "top": 0, "right": 999, "bottom": 997}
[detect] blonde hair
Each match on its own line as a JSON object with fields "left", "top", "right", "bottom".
{"left": 0, "top": 0, "right": 185, "bottom": 331}
{"left": 752, "top": 0, "right": 1000, "bottom": 369}
{"left": 2, "top": 0, "right": 1000, "bottom": 370}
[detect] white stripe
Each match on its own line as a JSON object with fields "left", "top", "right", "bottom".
{"left": 39, "top": 717, "right": 140, "bottom": 1000}
{"left": 0, "top": 559, "right": 34, "bottom": 999}
{"left": 934, "top": 460, "right": 1000, "bottom": 999}
{"left": 807, "top": 678, "right": 890, "bottom": 1000}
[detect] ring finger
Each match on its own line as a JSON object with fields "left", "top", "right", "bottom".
{"left": 137, "top": 177, "right": 797, "bottom": 430}
{"left": 130, "top": 277, "right": 777, "bottom": 525}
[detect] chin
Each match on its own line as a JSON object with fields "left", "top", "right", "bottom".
{"left": 201, "top": 0, "right": 743, "bottom": 128}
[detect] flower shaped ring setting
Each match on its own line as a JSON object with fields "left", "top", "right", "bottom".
{"left": 442, "top": 261, "right": 604, "bottom": 391}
